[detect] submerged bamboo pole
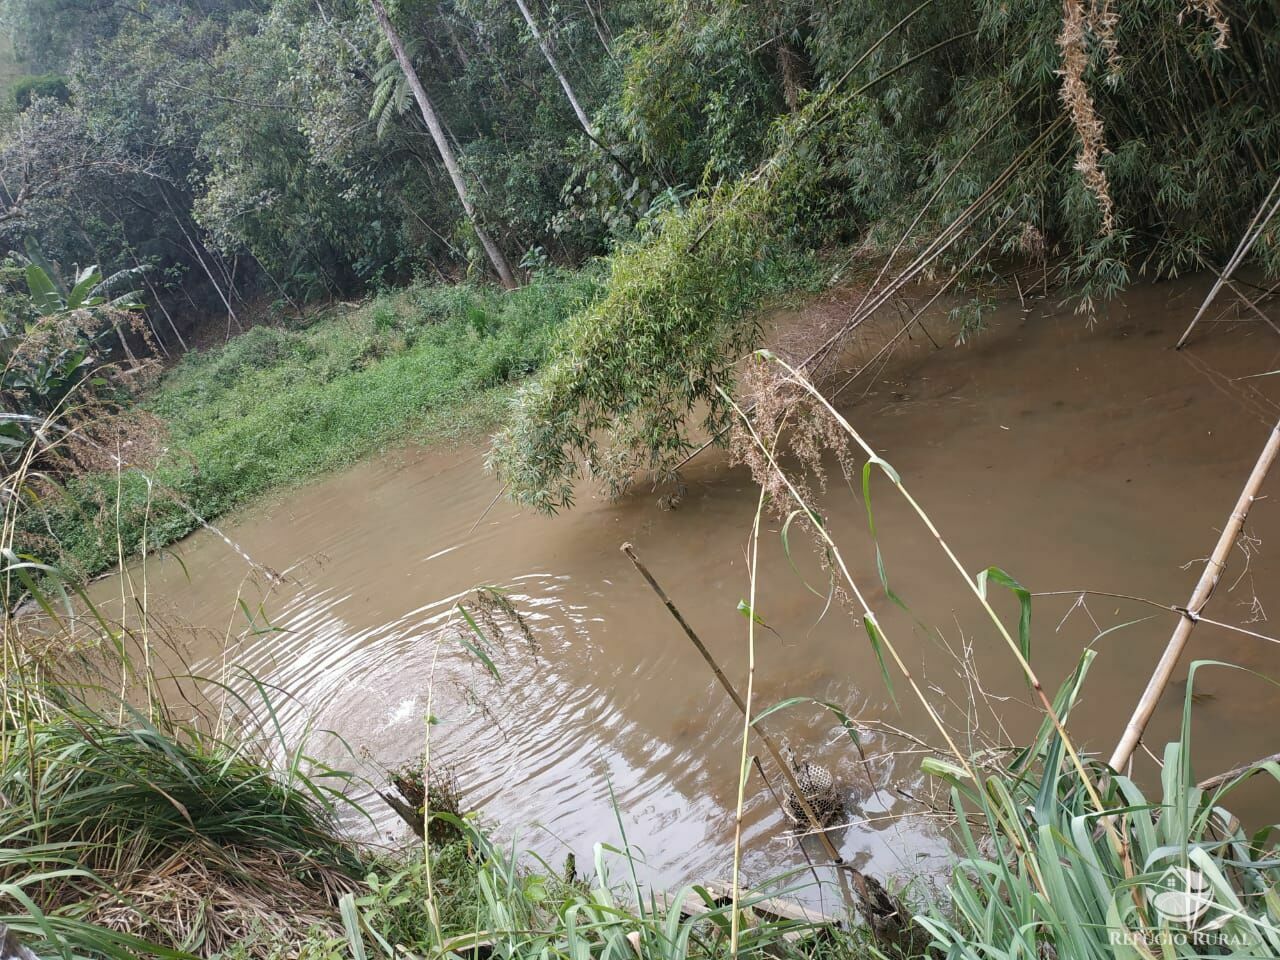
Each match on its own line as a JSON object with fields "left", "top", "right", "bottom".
{"left": 619, "top": 542, "right": 844, "bottom": 860}
{"left": 1109, "top": 417, "right": 1280, "bottom": 773}
{"left": 621, "top": 542, "right": 928, "bottom": 945}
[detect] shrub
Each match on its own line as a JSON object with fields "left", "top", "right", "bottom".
{"left": 12, "top": 73, "right": 69, "bottom": 109}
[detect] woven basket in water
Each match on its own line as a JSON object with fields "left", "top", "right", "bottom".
{"left": 782, "top": 760, "right": 843, "bottom": 826}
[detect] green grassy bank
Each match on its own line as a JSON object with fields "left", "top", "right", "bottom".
{"left": 18, "top": 269, "right": 602, "bottom": 580}
{"left": 18, "top": 245, "right": 828, "bottom": 584}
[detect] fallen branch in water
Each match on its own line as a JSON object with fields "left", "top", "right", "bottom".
{"left": 620, "top": 542, "right": 914, "bottom": 947}
{"left": 379, "top": 789, "right": 423, "bottom": 840}
{"left": 1034, "top": 588, "right": 1280, "bottom": 647}
{"left": 1176, "top": 172, "right": 1280, "bottom": 349}
{"left": 619, "top": 542, "right": 842, "bottom": 855}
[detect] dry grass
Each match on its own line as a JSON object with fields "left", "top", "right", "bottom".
{"left": 0, "top": 602, "right": 366, "bottom": 958}
{"left": 83, "top": 848, "right": 352, "bottom": 957}
{"left": 728, "top": 354, "right": 855, "bottom": 520}
{"left": 1183, "top": 0, "right": 1229, "bottom": 48}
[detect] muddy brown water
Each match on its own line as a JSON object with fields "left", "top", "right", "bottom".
{"left": 92, "top": 276, "right": 1280, "bottom": 899}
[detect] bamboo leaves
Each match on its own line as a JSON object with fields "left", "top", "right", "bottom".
{"left": 976, "top": 566, "right": 1033, "bottom": 664}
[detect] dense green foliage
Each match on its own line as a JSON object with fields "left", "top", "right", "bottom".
{"left": 16, "top": 270, "right": 598, "bottom": 579}
{"left": 923, "top": 654, "right": 1280, "bottom": 958}
{"left": 10, "top": 71, "right": 64, "bottom": 108}
{"left": 1, "top": 698, "right": 361, "bottom": 877}
{"left": 0, "top": 0, "right": 645, "bottom": 321}
{"left": 0, "top": 0, "right": 1276, "bottom": 545}
{"left": 1, "top": 0, "right": 1273, "bottom": 329}
{"left": 487, "top": 0, "right": 1280, "bottom": 507}
{"left": 487, "top": 96, "right": 858, "bottom": 508}
{"left": 0, "top": 0, "right": 1276, "bottom": 511}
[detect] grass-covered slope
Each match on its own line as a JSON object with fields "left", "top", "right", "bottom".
{"left": 20, "top": 269, "right": 601, "bottom": 579}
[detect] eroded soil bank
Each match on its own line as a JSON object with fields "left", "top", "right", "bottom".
{"left": 93, "top": 276, "right": 1280, "bottom": 895}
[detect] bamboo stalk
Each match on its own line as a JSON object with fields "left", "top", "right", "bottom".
{"left": 619, "top": 541, "right": 842, "bottom": 861}
{"left": 369, "top": 0, "right": 518, "bottom": 290}
{"left": 621, "top": 543, "right": 923, "bottom": 938}
{"left": 1109, "top": 417, "right": 1280, "bottom": 773}
{"left": 754, "top": 356, "right": 1114, "bottom": 827}
{"left": 622, "top": 544, "right": 745, "bottom": 709}
{"left": 1175, "top": 173, "right": 1280, "bottom": 350}
{"left": 728, "top": 484, "right": 766, "bottom": 955}
{"left": 512, "top": 0, "right": 593, "bottom": 138}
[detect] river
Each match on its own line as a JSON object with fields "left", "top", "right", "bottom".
{"left": 91, "top": 276, "right": 1280, "bottom": 901}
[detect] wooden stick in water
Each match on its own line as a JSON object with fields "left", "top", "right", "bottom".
{"left": 622, "top": 542, "right": 926, "bottom": 946}
{"left": 1175, "top": 174, "right": 1280, "bottom": 350}
{"left": 620, "top": 542, "right": 842, "bottom": 859}
{"left": 1198, "top": 751, "right": 1280, "bottom": 792}
{"left": 1109, "top": 417, "right": 1280, "bottom": 772}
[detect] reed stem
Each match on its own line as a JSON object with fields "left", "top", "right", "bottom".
{"left": 619, "top": 542, "right": 845, "bottom": 864}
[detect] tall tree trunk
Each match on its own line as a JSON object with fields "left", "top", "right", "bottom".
{"left": 512, "top": 0, "right": 594, "bottom": 137}
{"left": 582, "top": 0, "right": 614, "bottom": 59}
{"left": 161, "top": 189, "right": 243, "bottom": 337}
{"left": 511, "top": 0, "right": 636, "bottom": 182}
{"left": 369, "top": 0, "right": 518, "bottom": 290}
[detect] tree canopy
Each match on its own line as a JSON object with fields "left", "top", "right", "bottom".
{"left": 0, "top": 0, "right": 1276, "bottom": 504}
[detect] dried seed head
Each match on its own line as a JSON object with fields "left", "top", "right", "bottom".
{"left": 1057, "top": 0, "right": 1116, "bottom": 235}
{"left": 727, "top": 354, "right": 857, "bottom": 551}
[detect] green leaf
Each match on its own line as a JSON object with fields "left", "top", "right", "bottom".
{"left": 339, "top": 893, "right": 367, "bottom": 960}
{"left": 780, "top": 508, "right": 829, "bottom": 600}
{"left": 862, "top": 613, "right": 896, "bottom": 706}
{"left": 976, "top": 566, "right": 1032, "bottom": 663}
{"left": 67, "top": 265, "right": 101, "bottom": 309}
{"left": 921, "top": 756, "right": 971, "bottom": 781}
{"left": 860, "top": 458, "right": 910, "bottom": 613}
{"left": 456, "top": 603, "right": 502, "bottom": 680}
{"left": 753, "top": 695, "right": 862, "bottom": 750}
{"left": 25, "top": 263, "right": 61, "bottom": 315}
{"left": 736, "top": 599, "right": 765, "bottom": 624}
